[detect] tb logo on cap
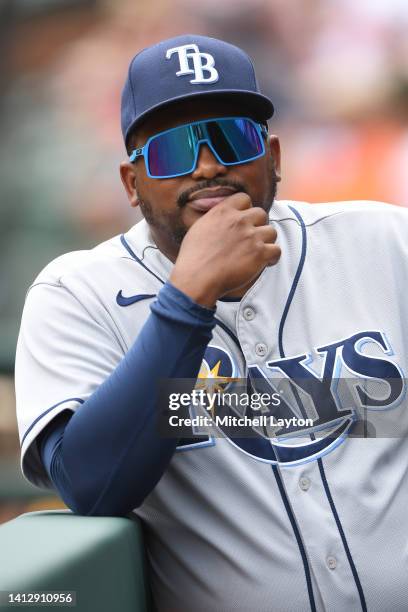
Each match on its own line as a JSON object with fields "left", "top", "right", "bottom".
{"left": 166, "top": 44, "right": 219, "bottom": 84}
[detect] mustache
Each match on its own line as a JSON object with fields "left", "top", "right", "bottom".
{"left": 177, "top": 179, "right": 248, "bottom": 208}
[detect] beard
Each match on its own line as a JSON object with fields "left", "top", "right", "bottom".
{"left": 139, "top": 172, "right": 278, "bottom": 249}
{"left": 139, "top": 199, "right": 188, "bottom": 247}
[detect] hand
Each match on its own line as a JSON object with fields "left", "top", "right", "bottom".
{"left": 170, "top": 193, "right": 281, "bottom": 307}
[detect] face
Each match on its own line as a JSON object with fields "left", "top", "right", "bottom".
{"left": 120, "top": 97, "right": 281, "bottom": 261}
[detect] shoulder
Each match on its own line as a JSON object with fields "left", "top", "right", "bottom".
{"left": 274, "top": 198, "right": 406, "bottom": 217}
{"left": 272, "top": 199, "right": 408, "bottom": 236}
{"left": 29, "top": 234, "right": 124, "bottom": 288}
{"left": 28, "top": 218, "right": 161, "bottom": 293}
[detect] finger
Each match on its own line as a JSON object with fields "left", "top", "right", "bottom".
{"left": 241, "top": 206, "right": 269, "bottom": 226}
{"left": 261, "top": 243, "right": 281, "bottom": 265}
{"left": 220, "top": 191, "right": 252, "bottom": 211}
{"left": 254, "top": 225, "right": 278, "bottom": 243}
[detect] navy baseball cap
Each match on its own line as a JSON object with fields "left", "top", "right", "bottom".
{"left": 121, "top": 34, "right": 274, "bottom": 147}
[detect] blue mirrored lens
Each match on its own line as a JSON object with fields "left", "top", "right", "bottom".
{"left": 205, "top": 118, "right": 263, "bottom": 163}
{"left": 148, "top": 125, "right": 196, "bottom": 177}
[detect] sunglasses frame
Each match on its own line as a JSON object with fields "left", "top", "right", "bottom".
{"left": 129, "top": 116, "right": 268, "bottom": 179}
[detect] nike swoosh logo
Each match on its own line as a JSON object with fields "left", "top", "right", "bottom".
{"left": 116, "top": 291, "right": 156, "bottom": 307}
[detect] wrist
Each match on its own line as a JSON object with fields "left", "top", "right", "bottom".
{"left": 169, "top": 272, "right": 220, "bottom": 308}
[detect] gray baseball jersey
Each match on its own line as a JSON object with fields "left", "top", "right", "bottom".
{"left": 15, "top": 200, "right": 408, "bottom": 612}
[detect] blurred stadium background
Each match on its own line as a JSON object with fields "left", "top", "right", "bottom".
{"left": 1, "top": 0, "right": 408, "bottom": 522}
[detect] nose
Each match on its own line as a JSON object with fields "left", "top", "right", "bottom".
{"left": 191, "top": 142, "right": 227, "bottom": 180}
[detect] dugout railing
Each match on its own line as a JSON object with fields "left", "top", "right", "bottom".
{"left": 0, "top": 510, "right": 152, "bottom": 611}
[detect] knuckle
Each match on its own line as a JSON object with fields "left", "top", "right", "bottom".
{"left": 233, "top": 213, "right": 249, "bottom": 229}
{"left": 269, "top": 226, "right": 278, "bottom": 241}
{"left": 247, "top": 211, "right": 264, "bottom": 225}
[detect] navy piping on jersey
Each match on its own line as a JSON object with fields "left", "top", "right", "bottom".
{"left": 21, "top": 398, "right": 84, "bottom": 446}
{"left": 278, "top": 205, "right": 307, "bottom": 358}
{"left": 121, "top": 230, "right": 316, "bottom": 609}
{"left": 272, "top": 464, "right": 316, "bottom": 612}
{"left": 278, "top": 207, "right": 314, "bottom": 429}
{"left": 212, "top": 317, "right": 242, "bottom": 351}
{"left": 317, "top": 460, "right": 367, "bottom": 611}
{"left": 279, "top": 205, "right": 366, "bottom": 612}
{"left": 120, "top": 234, "right": 164, "bottom": 285}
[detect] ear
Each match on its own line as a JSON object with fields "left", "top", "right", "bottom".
{"left": 267, "top": 135, "right": 281, "bottom": 183}
{"left": 120, "top": 162, "right": 140, "bottom": 208}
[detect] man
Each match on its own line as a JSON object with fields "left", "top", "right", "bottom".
{"left": 15, "top": 35, "right": 408, "bottom": 612}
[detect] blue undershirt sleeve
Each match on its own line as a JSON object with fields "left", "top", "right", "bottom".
{"left": 38, "top": 281, "right": 216, "bottom": 516}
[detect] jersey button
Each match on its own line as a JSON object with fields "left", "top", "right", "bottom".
{"left": 243, "top": 307, "right": 255, "bottom": 321}
{"left": 327, "top": 556, "right": 337, "bottom": 570}
{"left": 255, "top": 343, "right": 268, "bottom": 357}
{"left": 299, "top": 477, "right": 311, "bottom": 491}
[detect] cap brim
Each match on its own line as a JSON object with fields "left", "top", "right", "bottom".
{"left": 125, "top": 89, "right": 274, "bottom": 146}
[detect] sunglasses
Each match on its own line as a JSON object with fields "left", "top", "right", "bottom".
{"left": 129, "top": 116, "right": 267, "bottom": 179}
